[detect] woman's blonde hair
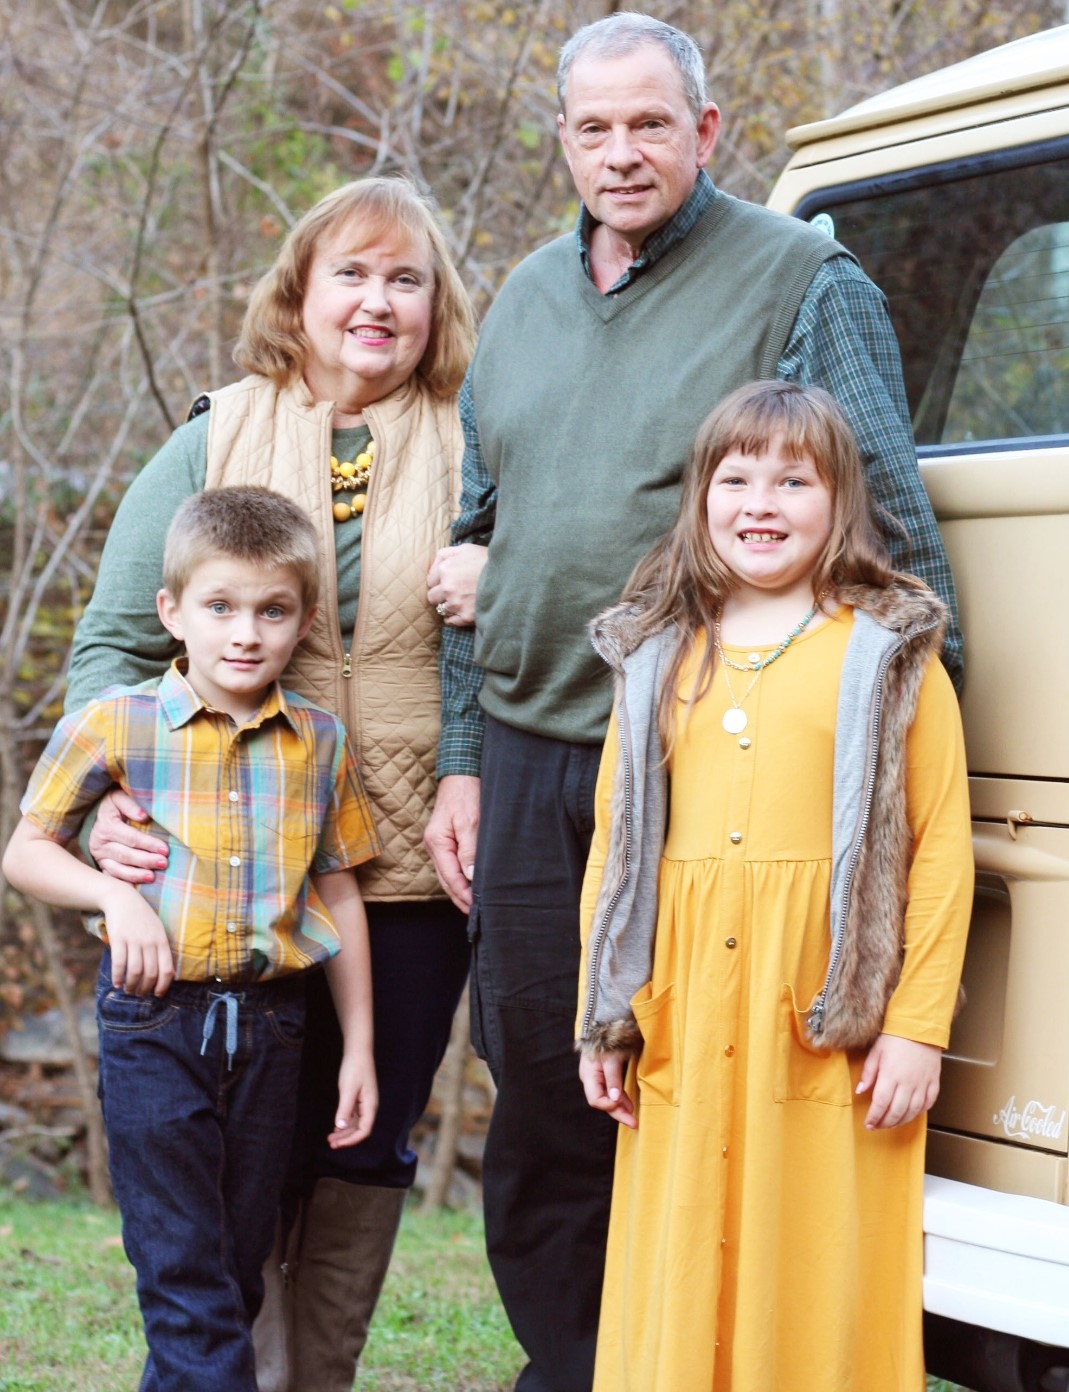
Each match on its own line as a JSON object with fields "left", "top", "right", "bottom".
{"left": 620, "top": 380, "right": 900, "bottom": 750}
{"left": 235, "top": 177, "right": 476, "bottom": 398}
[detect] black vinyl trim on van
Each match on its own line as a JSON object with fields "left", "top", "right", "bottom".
{"left": 789, "top": 133, "right": 1069, "bottom": 221}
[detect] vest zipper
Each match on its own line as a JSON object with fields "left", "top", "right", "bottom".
{"left": 807, "top": 619, "right": 936, "bottom": 1038}
{"left": 580, "top": 697, "right": 635, "bottom": 1040}
{"left": 342, "top": 651, "right": 352, "bottom": 678}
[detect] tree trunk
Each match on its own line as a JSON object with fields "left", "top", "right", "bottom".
{"left": 30, "top": 897, "right": 111, "bottom": 1206}
{"left": 421, "top": 986, "right": 470, "bottom": 1211}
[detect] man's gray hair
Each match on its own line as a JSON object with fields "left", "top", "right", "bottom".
{"left": 557, "top": 13, "right": 707, "bottom": 121}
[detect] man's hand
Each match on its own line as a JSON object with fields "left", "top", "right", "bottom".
{"left": 100, "top": 882, "right": 175, "bottom": 997}
{"left": 90, "top": 788, "right": 168, "bottom": 884}
{"left": 579, "top": 1049, "right": 636, "bottom": 1129}
{"left": 856, "top": 1033, "right": 942, "bottom": 1129}
{"left": 424, "top": 774, "right": 480, "bottom": 912}
{"left": 426, "top": 543, "right": 488, "bottom": 626}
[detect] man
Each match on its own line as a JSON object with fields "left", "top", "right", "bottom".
{"left": 425, "top": 14, "right": 962, "bottom": 1392}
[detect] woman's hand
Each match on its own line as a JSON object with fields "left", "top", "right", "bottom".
{"left": 427, "top": 543, "right": 487, "bottom": 626}
{"left": 579, "top": 1049, "right": 637, "bottom": 1129}
{"left": 856, "top": 1033, "right": 942, "bottom": 1129}
{"left": 89, "top": 789, "right": 169, "bottom": 884}
{"left": 328, "top": 1047, "right": 378, "bottom": 1149}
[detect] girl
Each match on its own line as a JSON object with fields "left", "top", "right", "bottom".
{"left": 576, "top": 380, "right": 972, "bottom": 1392}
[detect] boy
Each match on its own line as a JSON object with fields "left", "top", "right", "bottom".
{"left": 2, "top": 486, "right": 381, "bottom": 1392}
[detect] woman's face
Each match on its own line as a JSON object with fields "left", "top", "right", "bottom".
{"left": 300, "top": 222, "right": 435, "bottom": 411}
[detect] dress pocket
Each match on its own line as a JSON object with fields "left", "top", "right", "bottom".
{"left": 773, "top": 985, "right": 854, "bottom": 1106}
{"left": 632, "top": 981, "right": 679, "bottom": 1107}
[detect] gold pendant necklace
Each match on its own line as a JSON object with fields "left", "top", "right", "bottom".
{"left": 331, "top": 438, "right": 375, "bottom": 522}
{"left": 714, "top": 596, "right": 823, "bottom": 734}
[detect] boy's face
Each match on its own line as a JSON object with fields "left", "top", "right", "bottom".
{"left": 157, "top": 558, "right": 314, "bottom": 723}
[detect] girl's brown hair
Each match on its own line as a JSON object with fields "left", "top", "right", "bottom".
{"left": 235, "top": 177, "right": 476, "bottom": 399}
{"left": 619, "top": 380, "right": 900, "bottom": 750}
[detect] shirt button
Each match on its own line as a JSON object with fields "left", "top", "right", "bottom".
{"left": 729, "top": 832, "right": 742, "bottom": 844}
{"left": 228, "top": 790, "right": 239, "bottom": 802}
{"left": 229, "top": 855, "right": 241, "bottom": 867}
{"left": 738, "top": 737, "right": 752, "bottom": 750}
{"left": 725, "top": 937, "right": 737, "bottom": 949}
{"left": 722, "top": 1146, "right": 729, "bottom": 1157}
{"left": 226, "top": 922, "right": 237, "bottom": 934}
{"left": 724, "top": 1044, "right": 735, "bottom": 1057}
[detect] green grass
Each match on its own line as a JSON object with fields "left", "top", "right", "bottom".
{"left": 0, "top": 1194, "right": 972, "bottom": 1391}
{"left": 0, "top": 1195, "right": 523, "bottom": 1391}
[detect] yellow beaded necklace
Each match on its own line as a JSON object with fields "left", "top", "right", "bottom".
{"left": 330, "top": 437, "right": 375, "bottom": 522}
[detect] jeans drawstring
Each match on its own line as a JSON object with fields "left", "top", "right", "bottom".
{"left": 201, "top": 991, "right": 240, "bottom": 1070}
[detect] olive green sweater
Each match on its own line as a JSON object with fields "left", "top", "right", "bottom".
{"left": 469, "top": 191, "right": 844, "bottom": 744}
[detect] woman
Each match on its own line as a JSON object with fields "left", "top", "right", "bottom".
{"left": 65, "top": 177, "right": 478, "bottom": 1392}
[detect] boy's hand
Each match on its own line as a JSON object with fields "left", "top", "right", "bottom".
{"left": 101, "top": 883, "right": 175, "bottom": 997}
{"left": 856, "top": 1033, "right": 942, "bottom": 1130}
{"left": 579, "top": 1049, "right": 636, "bottom": 1129}
{"left": 328, "top": 1049, "right": 378, "bottom": 1149}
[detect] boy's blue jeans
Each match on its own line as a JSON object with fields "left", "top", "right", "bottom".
{"left": 96, "top": 953, "right": 306, "bottom": 1392}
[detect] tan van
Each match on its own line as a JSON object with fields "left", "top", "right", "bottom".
{"left": 767, "top": 25, "right": 1069, "bottom": 1390}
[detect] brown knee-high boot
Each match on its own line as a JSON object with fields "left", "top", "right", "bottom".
{"left": 253, "top": 1212, "right": 301, "bottom": 1392}
{"left": 291, "top": 1179, "right": 407, "bottom": 1392}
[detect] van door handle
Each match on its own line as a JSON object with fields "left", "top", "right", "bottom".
{"left": 1006, "top": 809, "right": 1033, "bottom": 841}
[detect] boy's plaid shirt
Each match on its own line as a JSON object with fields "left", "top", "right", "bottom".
{"left": 21, "top": 663, "right": 381, "bottom": 982}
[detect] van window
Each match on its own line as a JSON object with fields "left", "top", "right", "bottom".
{"left": 798, "top": 146, "right": 1069, "bottom": 448}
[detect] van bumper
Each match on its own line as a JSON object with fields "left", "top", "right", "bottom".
{"left": 924, "top": 1174, "right": 1069, "bottom": 1344}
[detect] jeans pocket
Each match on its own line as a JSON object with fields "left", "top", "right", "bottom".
{"left": 264, "top": 998, "right": 306, "bottom": 1050}
{"left": 773, "top": 985, "right": 854, "bottom": 1106}
{"left": 632, "top": 981, "right": 679, "bottom": 1107}
{"left": 97, "top": 987, "right": 179, "bottom": 1035}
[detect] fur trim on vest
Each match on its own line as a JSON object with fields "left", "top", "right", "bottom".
{"left": 203, "top": 374, "right": 462, "bottom": 901}
{"left": 578, "top": 582, "right": 949, "bottom": 1057}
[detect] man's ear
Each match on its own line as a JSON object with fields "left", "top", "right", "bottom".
{"left": 696, "top": 103, "right": 720, "bottom": 168}
{"left": 157, "top": 588, "right": 183, "bottom": 642}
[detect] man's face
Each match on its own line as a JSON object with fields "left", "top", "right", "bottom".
{"left": 557, "top": 44, "right": 719, "bottom": 249}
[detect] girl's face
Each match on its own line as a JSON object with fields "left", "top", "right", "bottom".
{"left": 705, "top": 434, "right": 834, "bottom": 603}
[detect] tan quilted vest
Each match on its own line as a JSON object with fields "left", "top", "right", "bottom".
{"left": 203, "top": 373, "right": 462, "bottom": 901}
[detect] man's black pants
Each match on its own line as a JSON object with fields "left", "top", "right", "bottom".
{"left": 470, "top": 714, "right": 618, "bottom": 1392}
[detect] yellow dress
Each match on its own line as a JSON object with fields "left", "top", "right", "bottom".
{"left": 579, "top": 608, "right": 972, "bottom": 1392}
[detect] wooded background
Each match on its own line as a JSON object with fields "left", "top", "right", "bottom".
{"left": 0, "top": 0, "right": 1062, "bottom": 1199}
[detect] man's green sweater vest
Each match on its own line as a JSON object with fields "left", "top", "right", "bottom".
{"left": 470, "top": 190, "right": 847, "bottom": 744}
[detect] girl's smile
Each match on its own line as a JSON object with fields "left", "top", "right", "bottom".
{"left": 706, "top": 435, "right": 834, "bottom": 605}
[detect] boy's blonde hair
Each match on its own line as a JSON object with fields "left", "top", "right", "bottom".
{"left": 162, "top": 487, "right": 320, "bottom": 614}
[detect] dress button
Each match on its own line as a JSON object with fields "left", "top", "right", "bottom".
{"left": 228, "top": 790, "right": 239, "bottom": 802}
{"left": 722, "top": 1146, "right": 729, "bottom": 1157}
{"left": 729, "top": 831, "right": 742, "bottom": 844}
{"left": 229, "top": 855, "right": 241, "bottom": 867}
{"left": 226, "top": 922, "right": 237, "bottom": 934}
{"left": 724, "top": 1044, "right": 735, "bottom": 1057}
{"left": 738, "top": 737, "right": 752, "bottom": 750}
{"left": 725, "top": 937, "right": 737, "bottom": 949}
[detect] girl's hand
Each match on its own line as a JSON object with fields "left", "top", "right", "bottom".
{"left": 328, "top": 1049, "right": 378, "bottom": 1149}
{"left": 579, "top": 1049, "right": 637, "bottom": 1129}
{"left": 856, "top": 1033, "right": 942, "bottom": 1130}
{"left": 90, "top": 788, "right": 169, "bottom": 884}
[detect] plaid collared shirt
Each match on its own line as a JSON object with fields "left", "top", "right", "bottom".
{"left": 437, "top": 172, "right": 962, "bottom": 776}
{"left": 21, "top": 663, "right": 381, "bottom": 982}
